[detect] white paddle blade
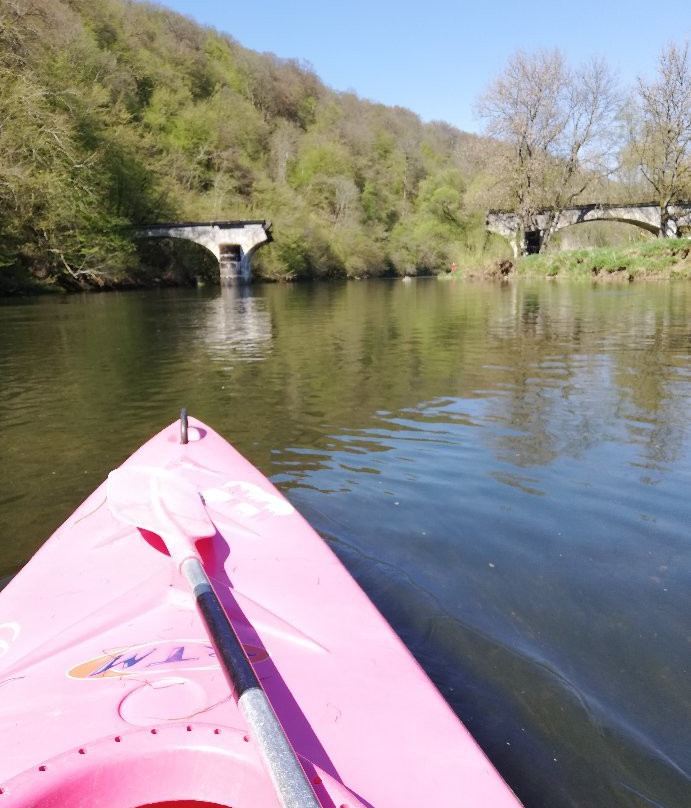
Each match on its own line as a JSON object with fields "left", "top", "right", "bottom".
{"left": 107, "top": 466, "right": 216, "bottom": 540}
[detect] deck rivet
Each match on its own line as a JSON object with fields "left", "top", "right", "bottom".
{"left": 38, "top": 766, "right": 46, "bottom": 772}
{"left": 114, "top": 736, "right": 121, "bottom": 743}
{"left": 243, "top": 734, "right": 250, "bottom": 742}
{"left": 78, "top": 748, "right": 86, "bottom": 755}
{"left": 214, "top": 728, "right": 221, "bottom": 735}
{"left": 150, "top": 729, "right": 158, "bottom": 735}
{"left": 186, "top": 725, "right": 192, "bottom": 732}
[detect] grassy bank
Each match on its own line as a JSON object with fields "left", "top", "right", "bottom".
{"left": 488, "top": 239, "right": 691, "bottom": 281}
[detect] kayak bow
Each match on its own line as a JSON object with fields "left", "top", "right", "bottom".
{"left": 0, "top": 415, "right": 522, "bottom": 808}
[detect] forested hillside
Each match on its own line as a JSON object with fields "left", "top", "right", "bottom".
{"left": 0, "top": 0, "right": 507, "bottom": 291}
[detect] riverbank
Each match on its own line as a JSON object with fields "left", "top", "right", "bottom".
{"left": 0, "top": 268, "right": 156, "bottom": 297}
{"left": 3, "top": 238, "right": 690, "bottom": 297}
{"left": 0, "top": 261, "right": 210, "bottom": 297}
{"left": 460, "top": 238, "right": 691, "bottom": 281}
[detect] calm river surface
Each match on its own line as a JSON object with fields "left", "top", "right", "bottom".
{"left": 1, "top": 279, "right": 689, "bottom": 807}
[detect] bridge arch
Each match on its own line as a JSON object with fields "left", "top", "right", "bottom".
{"left": 134, "top": 233, "right": 220, "bottom": 263}
{"left": 586, "top": 217, "right": 658, "bottom": 235}
{"left": 133, "top": 236, "right": 221, "bottom": 285}
{"left": 554, "top": 206, "right": 664, "bottom": 236}
{"left": 553, "top": 217, "right": 659, "bottom": 237}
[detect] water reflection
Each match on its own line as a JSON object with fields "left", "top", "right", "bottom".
{"left": 474, "top": 285, "right": 690, "bottom": 476}
{"left": 200, "top": 286, "right": 273, "bottom": 362}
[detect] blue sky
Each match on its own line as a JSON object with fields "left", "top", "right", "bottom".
{"left": 157, "top": 0, "right": 690, "bottom": 133}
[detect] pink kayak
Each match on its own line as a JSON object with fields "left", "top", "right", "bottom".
{"left": 0, "top": 414, "right": 522, "bottom": 808}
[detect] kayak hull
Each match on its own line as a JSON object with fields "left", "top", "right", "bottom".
{"left": 0, "top": 417, "right": 522, "bottom": 807}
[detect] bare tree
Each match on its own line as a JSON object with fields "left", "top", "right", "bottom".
{"left": 476, "top": 50, "right": 619, "bottom": 254}
{"left": 629, "top": 42, "right": 691, "bottom": 236}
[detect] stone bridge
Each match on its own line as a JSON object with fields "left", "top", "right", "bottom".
{"left": 133, "top": 220, "right": 272, "bottom": 284}
{"left": 486, "top": 203, "right": 691, "bottom": 256}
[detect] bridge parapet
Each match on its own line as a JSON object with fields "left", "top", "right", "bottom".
{"left": 133, "top": 220, "right": 272, "bottom": 284}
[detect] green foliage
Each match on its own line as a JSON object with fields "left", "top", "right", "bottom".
{"left": 257, "top": 220, "right": 345, "bottom": 281}
{"left": 0, "top": 0, "right": 501, "bottom": 291}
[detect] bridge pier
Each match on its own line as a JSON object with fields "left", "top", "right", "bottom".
{"left": 219, "top": 245, "right": 242, "bottom": 284}
{"left": 133, "top": 220, "right": 272, "bottom": 285}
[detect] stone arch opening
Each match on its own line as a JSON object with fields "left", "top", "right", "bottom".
{"left": 134, "top": 236, "right": 220, "bottom": 286}
{"left": 548, "top": 219, "right": 655, "bottom": 251}
{"left": 525, "top": 230, "right": 541, "bottom": 254}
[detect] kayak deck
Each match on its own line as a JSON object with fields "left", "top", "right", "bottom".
{"left": 0, "top": 417, "right": 522, "bottom": 807}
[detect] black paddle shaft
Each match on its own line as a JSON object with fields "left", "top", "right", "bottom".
{"left": 195, "top": 579, "right": 321, "bottom": 808}
{"left": 195, "top": 581, "right": 260, "bottom": 699}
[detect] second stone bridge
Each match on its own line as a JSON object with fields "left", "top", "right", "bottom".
{"left": 486, "top": 203, "right": 691, "bottom": 255}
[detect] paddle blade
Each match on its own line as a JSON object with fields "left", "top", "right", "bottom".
{"left": 107, "top": 466, "right": 216, "bottom": 541}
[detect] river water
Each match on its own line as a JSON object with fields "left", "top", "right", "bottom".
{"left": 1, "top": 279, "right": 689, "bottom": 807}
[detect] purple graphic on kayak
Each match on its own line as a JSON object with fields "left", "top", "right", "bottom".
{"left": 68, "top": 640, "right": 268, "bottom": 679}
